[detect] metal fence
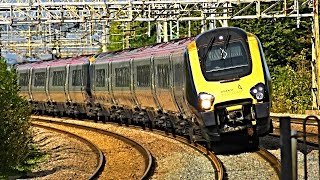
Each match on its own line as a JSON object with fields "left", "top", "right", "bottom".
{"left": 279, "top": 116, "right": 320, "bottom": 180}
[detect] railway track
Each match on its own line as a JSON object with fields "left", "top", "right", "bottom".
{"left": 32, "top": 118, "right": 153, "bottom": 180}
{"left": 270, "top": 114, "right": 320, "bottom": 146}
{"left": 31, "top": 123, "right": 105, "bottom": 180}
{"left": 32, "top": 115, "right": 225, "bottom": 180}
{"left": 256, "top": 147, "right": 281, "bottom": 177}
{"left": 128, "top": 125, "right": 225, "bottom": 180}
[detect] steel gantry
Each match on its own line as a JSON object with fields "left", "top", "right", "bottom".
{"left": 0, "top": 0, "right": 319, "bottom": 107}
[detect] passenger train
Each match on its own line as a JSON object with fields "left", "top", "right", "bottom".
{"left": 17, "top": 27, "right": 272, "bottom": 149}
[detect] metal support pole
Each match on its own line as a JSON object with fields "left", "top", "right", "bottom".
{"left": 314, "top": 0, "right": 320, "bottom": 109}
{"left": 280, "top": 116, "right": 293, "bottom": 180}
{"left": 163, "top": 21, "right": 168, "bottom": 42}
{"left": 188, "top": 20, "right": 191, "bottom": 37}
{"left": 156, "top": 21, "right": 162, "bottom": 43}
{"left": 291, "top": 130, "right": 298, "bottom": 180}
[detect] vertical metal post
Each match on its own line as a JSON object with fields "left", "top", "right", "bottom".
{"left": 188, "top": 20, "right": 191, "bottom": 37}
{"left": 125, "top": 22, "right": 130, "bottom": 49}
{"left": 280, "top": 116, "right": 293, "bottom": 180}
{"left": 156, "top": 21, "right": 162, "bottom": 43}
{"left": 291, "top": 130, "right": 298, "bottom": 180}
{"left": 163, "top": 21, "right": 168, "bottom": 42}
{"left": 314, "top": 0, "right": 320, "bottom": 109}
{"left": 28, "top": 26, "right": 32, "bottom": 57}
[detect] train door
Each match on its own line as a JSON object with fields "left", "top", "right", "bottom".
{"left": 133, "top": 57, "right": 157, "bottom": 109}
{"left": 130, "top": 59, "right": 139, "bottom": 108}
{"left": 111, "top": 60, "right": 135, "bottom": 109}
{"left": 17, "top": 69, "right": 31, "bottom": 100}
{"left": 153, "top": 54, "right": 179, "bottom": 113}
{"left": 171, "top": 51, "right": 192, "bottom": 117}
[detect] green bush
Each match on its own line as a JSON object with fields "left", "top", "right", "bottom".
{"left": 271, "top": 60, "right": 312, "bottom": 113}
{"left": 0, "top": 58, "right": 32, "bottom": 176}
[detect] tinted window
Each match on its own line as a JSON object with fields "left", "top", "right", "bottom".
{"left": 95, "top": 69, "right": 105, "bottom": 87}
{"left": 201, "top": 41, "right": 251, "bottom": 81}
{"left": 137, "top": 65, "right": 150, "bottom": 87}
{"left": 115, "top": 67, "right": 130, "bottom": 87}
{"left": 52, "top": 70, "right": 65, "bottom": 86}
{"left": 34, "top": 72, "right": 46, "bottom": 87}
{"left": 157, "top": 64, "right": 169, "bottom": 89}
{"left": 174, "top": 63, "right": 183, "bottom": 86}
{"left": 19, "top": 73, "right": 29, "bottom": 86}
{"left": 72, "top": 70, "right": 82, "bottom": 86}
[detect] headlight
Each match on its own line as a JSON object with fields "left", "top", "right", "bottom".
{"left": 199, "top": 92, "right": 214, "bottom": 110}
{"left": 250, "top": 83, "right": 265, "bottom": 101}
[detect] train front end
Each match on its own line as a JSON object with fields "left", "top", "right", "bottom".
{"left": 186, "top": 27, "right": 271, "bottom": 148}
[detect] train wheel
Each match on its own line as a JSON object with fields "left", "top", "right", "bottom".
{"left": 188, "top": 127, "right": 195, "bottom": 144}
{"left": 148, "top": 120, "right": 155, "bottom": 131}
{"left": 125, "top": 118, "right": 131, "bottom": 127}
{"left": 206, "top": 141, "right": 213, "bottom": 150}
{"left": 169, "top": 120, "right": 176, "bottom": 137}
{"left": 247, "top": 127, "right": 259, "bottom": 151}
{"left": 118, "top": 117, "right": 123, "bottom": 126}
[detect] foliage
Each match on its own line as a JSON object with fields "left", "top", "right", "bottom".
{"left": 0, "top": 58, "right": 33, "bottom": 176}
{"left": 271, "top": 61, "right": 312, "bottom": 113}
{"left": 230, "top": 18, "right": 313, "bottom": 113}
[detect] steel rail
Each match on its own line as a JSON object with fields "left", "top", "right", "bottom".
{"left": 139, "top": 128, "right": 225, "bottom": 180}
{"left": 270, "top": 113, "right": 320, "bottom": 146}
{"left": 31, "top": 122, "right": 105, "bottom": 180}
{"left": 31, "top": 117, "right": 153, "bottom": 180}
{"left": 32, "top": 115, "right": 224, "bottom": 180}
{"left": 256, "top": 147, "right": 281, "bottom": 178}
{"left": 271, "top": 127, "right": 319, "bottom": 147}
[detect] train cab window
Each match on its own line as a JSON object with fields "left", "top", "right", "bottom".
{"left": 202, "top": 41, "right": 251, "bottom": 81}
{"left": 19, "top": 73, "right": 29, "bottom": 86}
{"left": 52, "top": 70, "right": 65, "bottom": 86}
{"left": 115, "top": 67, "right": 130, "bottom": 87}
{"left": 137, "top": 65, "right": 150, "bottom": 87}
{"left": 157, "top": 64, "right": 169, "bottom": 89}
{"left": 95, "top": 69, "right": 106, "bottom": 87}
{"left": 34, "top": 72, "right": 46, "bottom": 87}
{"left": 72, "top": 70, "right": 82, "bottom": 86}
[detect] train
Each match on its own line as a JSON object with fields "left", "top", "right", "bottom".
{"left": 17, "top": 27, "right": 272, "bottom": 150}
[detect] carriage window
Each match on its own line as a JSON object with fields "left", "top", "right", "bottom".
{"left": 72, "top": 69, "right": 82, "bottom": 86}
{"left": 19, "top": 73, "right": 29, "bottom": 86}
{"left": 157, "top": 64, "right": 169, "bottom": 89}
{"left": 174, "top": 63, "right": 183, "bottom": 87}
{"left": 34, "top": 72, "right": 46, "bottom": 87}
{"left": 137, "top": 65, "right": 150, "bottom": 87}
{"left": 95, "top": 69, "right": 105, "bottom": 87}
{"left": 115, "top": 67, "right": 129, "bottom": 87}
{"left": 52, "top": 70, "right": 65, "bottom": 86}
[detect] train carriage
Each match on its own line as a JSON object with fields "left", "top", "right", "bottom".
{"left": 17, "top": 27, "right": 271, "bottom": 150}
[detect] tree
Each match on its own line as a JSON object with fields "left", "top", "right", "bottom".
{"left": 0, "top": 58, "right": 32, "bottom": 176}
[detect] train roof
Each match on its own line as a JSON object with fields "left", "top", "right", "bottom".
{"left": 16, "top": 55, "right": 91, "bottom": 70}
{"left": 93, "top": 37, "right": 194, "bottom": 64}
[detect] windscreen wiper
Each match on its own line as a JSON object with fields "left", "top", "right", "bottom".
{"left": 220, "top": 34, "right": 230, "bottom": 60}
{"left": 202, "top": 35, "right": 215, "bottom": 62}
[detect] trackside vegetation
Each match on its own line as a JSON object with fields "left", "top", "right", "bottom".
{"left": 0, "top": 58, "right": 42, "bottom": 178}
